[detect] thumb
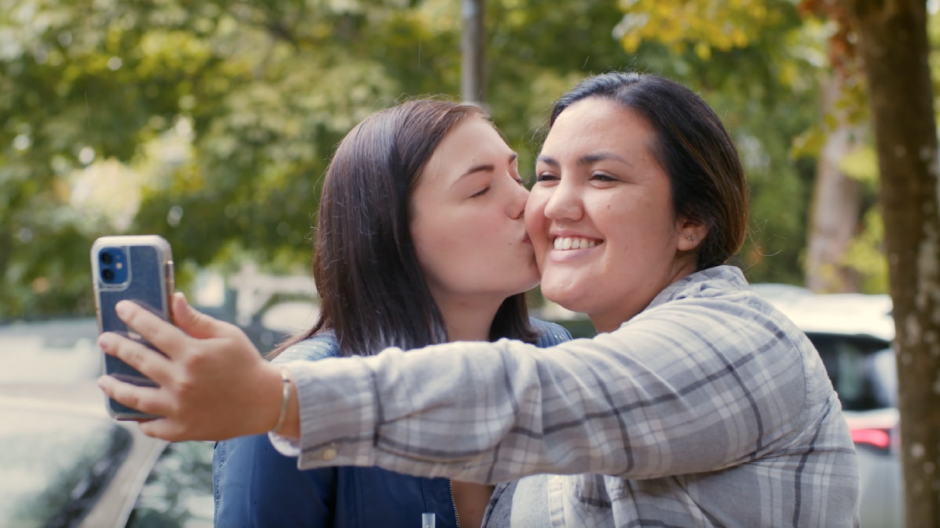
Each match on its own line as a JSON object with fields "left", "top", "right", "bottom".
{"left": 172, "top": 292, "right": 228, "bottom": 340}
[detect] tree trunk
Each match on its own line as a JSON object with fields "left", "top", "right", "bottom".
{"left": 805, "top": 72, "right": 864, "bottom": 293}
{"left": 849, "top": 0, "right": 940, "bottom": 525}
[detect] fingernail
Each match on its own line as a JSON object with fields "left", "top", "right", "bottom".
{"left": 115, "top": 301, "right": 130, "bottom": 317}
{"left": 98, "top": 334, "right": 112, "bottom": 351}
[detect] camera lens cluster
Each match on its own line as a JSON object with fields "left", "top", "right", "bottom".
{"left": 99, "top": 248, "right": 128, "bottom": 284}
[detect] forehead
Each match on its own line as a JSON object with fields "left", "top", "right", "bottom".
{"left": 541, "top": 98, "right": 657, "bottom": 159}
{"left": 419, "top": 117, "right": 510, "bottom": 184}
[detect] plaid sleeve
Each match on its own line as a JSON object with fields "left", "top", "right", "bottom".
{"left": 285, "top": 294, "right": 813, "bottom": 484}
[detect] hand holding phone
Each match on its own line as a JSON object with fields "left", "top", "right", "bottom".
{"left": 91, "top": 235, "right": 175, "bottom": 420}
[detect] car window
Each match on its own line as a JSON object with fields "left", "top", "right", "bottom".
{"left": 805, "top": 333, "right": 894, "bottom": 411}
{"left": 125, "top": 441, "right": 214, "bottom": 528}
{"left": 0, "top": 409, "right": 131, "bottom": 527}
{"left": 868, "top": 348, "right": 897, "bottom": 408}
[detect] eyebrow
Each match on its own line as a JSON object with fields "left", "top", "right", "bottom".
{"left": 537, "top": 152, "right": 632, "bottom": 167}
{"left": 460, "top": 152, "right": 519, "bottom": 178}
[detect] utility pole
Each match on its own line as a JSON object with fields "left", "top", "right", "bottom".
{"left": 461, "top": 0, "right": 486, "bottom": 105}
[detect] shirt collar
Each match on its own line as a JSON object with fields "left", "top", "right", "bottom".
{"left": 641, "top": 265, "right": 749, "bottom": 314}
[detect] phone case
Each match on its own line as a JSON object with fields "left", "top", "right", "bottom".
{"left": 90, "top": 235, "right": 175, "bottom": 420}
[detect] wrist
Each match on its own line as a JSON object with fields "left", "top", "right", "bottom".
{"left": 256, "top": 362, "right": 285, "bottom": 435}
{"left": 270, "top": 367, "right": 292, "bottom": 433}
{"left": 262, "top": 363, "right": 300, "bottom": 439}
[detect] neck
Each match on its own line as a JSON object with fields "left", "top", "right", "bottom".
{"left": 589, "top": 257, "right": 699, "bottom": 334}
{"left": 434, "top": 294, "right": 504, "bottom": 343}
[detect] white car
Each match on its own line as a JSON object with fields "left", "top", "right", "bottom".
{"left": 0, "top": 319, "right": 214, "bottom": 528}
{"left": 752, "top": 284, "right": 903, "bottom": 528}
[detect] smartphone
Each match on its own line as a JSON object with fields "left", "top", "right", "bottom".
{"left": 91, "top": 235, "right": 175, "bottom": 420}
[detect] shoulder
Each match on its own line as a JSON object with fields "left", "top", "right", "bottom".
{"left": 272, "top": 332, "right": 339, "bottom": 365}
{"left": 622, "top": 267, "right": 820, "bottom": 400}
{"left": 528, "top": 318, "right": 573, "bottom": 348}
{"left": 630, "top": 280, "right": 806, "bottom": 359}
{"left": 612, "top": 266, "right": 820, "bottom": 393}
{"left": 635, "top": 266, "right": 800, "bottom": 340}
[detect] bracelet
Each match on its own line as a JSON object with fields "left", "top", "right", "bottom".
{"left": 271, "top": 368, "right": 292, "bottom": 434}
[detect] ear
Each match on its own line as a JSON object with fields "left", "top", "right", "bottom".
{"left": 676, "top": 216, "right": 708, "bottom": 252}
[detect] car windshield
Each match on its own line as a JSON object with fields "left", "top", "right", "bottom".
{"left": 126, "top": 441, "right": 215, "bottom": 528}
{"left": 0, "top": 407, "right": 131, "bottom": 527}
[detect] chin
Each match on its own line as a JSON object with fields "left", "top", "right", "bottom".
{"left": 514, "top": 274, "right": 541, "bottom": 295}
{"left": 541, "top": 283, "right": 588, "bottom": 313}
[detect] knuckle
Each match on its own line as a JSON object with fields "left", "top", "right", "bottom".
{"left": 125, "top": 348, "right": 147, "bottom": 370}
{"left": 123, "top": 347, "right": 141, "bottom": 366}
{"left": 163, "top": 399, "right": 180, "bottom": 421}
{"left": 175, "top": 377, "right": 196, "bottom": 399}
{"left": 185, "top": 346, "right": 208, "bottom": 368}
{"left": 120, "top": 388, "right": 140, "bottom": 410}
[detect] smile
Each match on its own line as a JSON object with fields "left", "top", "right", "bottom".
{"left": 553, "top": 237, "right": 602, "bottom": 250}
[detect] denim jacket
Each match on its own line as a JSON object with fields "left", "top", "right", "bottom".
{"left": 213, "top": 318, "right": 572, "bottom": 528}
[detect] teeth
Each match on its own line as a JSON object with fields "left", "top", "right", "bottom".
{"left": 553, "top": 237, "right": 598, "bottom": 250}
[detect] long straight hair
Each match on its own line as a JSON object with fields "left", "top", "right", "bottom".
{"left": 271, "top": 100, "right": 536, "bottom": 358}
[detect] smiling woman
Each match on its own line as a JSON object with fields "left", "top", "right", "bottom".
{"left": 530, "top": 101, "right": 693, "bottom": 332}
{"left": 528, "top": 79, "right": 747, "bottom": 332}
{"left": 96, "top": 73, "right": 860, "bottom": 527}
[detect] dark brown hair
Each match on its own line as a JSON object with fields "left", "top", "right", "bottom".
{"left": 550, "top": 72, "right": 749, "bottom": 270}
{"left": 271, "top": 100, "right": 536, "bottom": 358}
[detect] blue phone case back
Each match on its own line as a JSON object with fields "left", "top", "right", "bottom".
{"left": 98, "top": 244, "right": 168, "bottom": 417}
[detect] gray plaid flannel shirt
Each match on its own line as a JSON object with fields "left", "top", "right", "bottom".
{"left": 273, "top": 266, "right": 860, "bottom": 527}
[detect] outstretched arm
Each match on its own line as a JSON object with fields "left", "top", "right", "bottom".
{"left": 100, "top": 293, "right": 810, "bottom": 485}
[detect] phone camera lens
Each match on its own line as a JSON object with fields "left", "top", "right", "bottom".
{"left": 100, "top": 252, "right": 113, "bottom": 264}
{"left": 102, "top": 269, "right": 114, "bottom": 281}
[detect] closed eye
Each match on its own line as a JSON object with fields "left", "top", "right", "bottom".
{"left": 471, "top": 187, "right": 490, "bottom": 198}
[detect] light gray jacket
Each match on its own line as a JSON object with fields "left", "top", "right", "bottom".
{"left": 273, "top": 266, "right": 860, "bottom": 527}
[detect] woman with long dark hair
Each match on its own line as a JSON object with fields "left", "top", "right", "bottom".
{"left": 99, "top": 73, "right": 859, "bottom": 526}
{"left": 212, "top": 100, "right": 570, "bottom": 528}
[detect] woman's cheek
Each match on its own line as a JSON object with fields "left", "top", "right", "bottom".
{"left": 524, "top": 194, "right": 548, "bottom": 240}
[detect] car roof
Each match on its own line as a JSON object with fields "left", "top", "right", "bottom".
{"left": 751, "top": 285, "right": 895, "bottom": 343}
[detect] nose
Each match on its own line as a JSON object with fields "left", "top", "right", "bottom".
{"left": 543, "top": 177, "right": 582, "bottom": 222}
{"left": 507, "top": 179, "right": 528, "bottom": 220}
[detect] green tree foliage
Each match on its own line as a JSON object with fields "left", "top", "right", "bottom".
{"left": 2, "top": 0, "right": 830, "bottom": 318}
{"left": 615, "top": 0, "right": 826, "bottom": 284}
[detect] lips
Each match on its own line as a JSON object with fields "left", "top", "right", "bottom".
{"left": 552, "top": 236, "right": 602, "bottom": 250}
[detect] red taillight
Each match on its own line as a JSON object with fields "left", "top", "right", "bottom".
{"left": 850, "top": 428, "right": 891, "bottom": 450}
